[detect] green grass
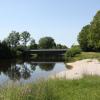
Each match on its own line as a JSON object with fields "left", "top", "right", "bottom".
{"left": 1, "top": 76, "right": 100, "bottom": 100}
{"left": 67, "top": 52, "right": 100, "bottom": 62}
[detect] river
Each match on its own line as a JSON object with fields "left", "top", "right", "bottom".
{"left": 0, "top": 59, "right": 69, "bottom": 85}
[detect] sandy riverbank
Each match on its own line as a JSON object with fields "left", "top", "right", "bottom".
{"left": 52, "top": 59, "right": 100, "bottom": 79}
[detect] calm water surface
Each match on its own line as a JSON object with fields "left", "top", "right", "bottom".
{"left": 0, "top": 59, "right": 68, "bottom": 85}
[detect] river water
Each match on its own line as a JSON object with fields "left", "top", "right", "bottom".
{"left": 1, "top": 58, "right": 99, "bottom": 85}
{"left": 0, "top": 59, "right": 68, "bottom": 85}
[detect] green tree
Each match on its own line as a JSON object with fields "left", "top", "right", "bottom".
{"left": 78, "top": 10, "right": 100, "bottom": 51}
{"left": 21, "top": 31, "right": 31, "bottom": 47}
{"left": 65, "top": 45, "right": 81, "bottom": 61}
{"left": 56, "top": 44, "right": 67, "bottom": 49}
{"left": 0, "top": 41, "right": 16, "bottom": 58}
{"left": 90, "top": 10, "right": 100, "bottom": 51}
{"left": 7, "top": 31, "right": 20, "bottom": 48}
{"left": 39, "top": 37, "right": 56, "bottom": 49}
{"left": 78, "top": 25, "right": 92, "bottom": 51}
{"left": 3, "top": 38, "right": 11, "bottom": 47}
{"left": 29, "top": 39, "right": 38, "bottom": 49}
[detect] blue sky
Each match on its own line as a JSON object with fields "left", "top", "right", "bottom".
{"left": 0, "top": 0, "right": 100, "bottom": 47}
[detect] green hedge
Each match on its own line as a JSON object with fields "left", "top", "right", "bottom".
{"left": 65, "top": 45, "right": 81, "bottom": 61}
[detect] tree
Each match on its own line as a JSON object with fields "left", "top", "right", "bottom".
{"left": 65, "top": 45, "right": 81, "bottom": 61}
{"left": 39, "top": 37, "right": 56, "bottom": 49}
{"left": 3, "top": 38, "right": 11, "bottom": 47}
{"left": 78, "top": 25, "right": 92, "bottom": 51}
{"left": 21, "top": 31, "right": 31, "bottom": 47}
{"left": 7, "top": 31, "right": 20, "bottom": 48}
{"left": 90, "top": 10, "right": 100, "bottom": 51}
{"left": 29, "top": 39, "right": 38, "bottom": 49}
{"left": 0, "top": 41, "right": 16, "bottom": 58}
{"left": 56, "top": 44, "right": 68, "bottom": 49}
{"left": 78, "top": 10, "right": 100, "bottom": 51}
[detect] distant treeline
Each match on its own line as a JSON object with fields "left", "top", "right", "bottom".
{"left": 0, "top": 31, "right": 67, "bottom": 59}
{"left": 1, "top": 10, "right": 100, "bottom": 59}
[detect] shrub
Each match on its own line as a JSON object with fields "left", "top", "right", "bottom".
{"left": 65, "top": 45, "right": 81, "bottom": 61}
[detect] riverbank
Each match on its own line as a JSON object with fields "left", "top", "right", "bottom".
{"left": 54, "top": 59, "right": 100, "bottom": 79}
{"left": 67, "top": 52, "right": 100, "bottom": 62}
{"left": 0, "top": 75, "right": 100, "bottom": 100}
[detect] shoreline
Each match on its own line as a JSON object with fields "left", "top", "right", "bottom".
{"left": 52, "top": 59, "right": 100, "bottom": 79}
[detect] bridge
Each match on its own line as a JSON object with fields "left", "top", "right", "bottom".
{"left": 24, "top": 49, "right": 67, "bottom": 55}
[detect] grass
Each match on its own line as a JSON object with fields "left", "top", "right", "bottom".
{"left": 67, "top": 52, "right": 100, "bottom": 62}
{"left": 0, "top": 76, "right": 100, "bottom": 100}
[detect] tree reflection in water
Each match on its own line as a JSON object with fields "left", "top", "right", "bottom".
{"left": 29, "top": 63, "right": 37, "bottom": 71}
{"left": 6, "top": 63, "right": 35, "bottom": 81}
{"left": 0, "top": 60, "right": 36, "bottom": 81}
{"left": 0, "top": 60, "right": 58, "bottom": 81}
{"left": 39, "top": 63, "right": 55, "bottom": 71}
{"left": 65, "top": 63, "right": 73, "bottom": 70}
{"left": 7, "top": 65, "right": 21, "bottom": 80}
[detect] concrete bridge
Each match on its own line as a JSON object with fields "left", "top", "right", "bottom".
{"left": 24, "top": 49, "right": 67, "bottom": 55}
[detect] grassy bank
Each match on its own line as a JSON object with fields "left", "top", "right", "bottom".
{"left": 0, "top": 76, "right": 100, "bottom": 100}
{"left": 67, "top": 52, "right": 100, "bottom": 62}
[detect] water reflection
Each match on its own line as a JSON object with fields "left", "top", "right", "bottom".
{"left": 7, "top": 65, "right": 21, "bottom": 80}
{"left": 0, "top": 60, "right": 12, "bottom": 75}
{"left": 39, "top": 63, "right": 55, "bottom": 71}
{"left": 65, "top": 64, "right": 73, "bottom": 70}
{"left": 21, "top": 64, "right": 31, "bottom": 79}
{"left": 0, "top": 60, "right": 58, "bottom": 81}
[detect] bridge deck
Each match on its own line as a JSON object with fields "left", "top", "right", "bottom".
{"left": 25, "top": 49, "right": 67, "bottom": 55}
{"left": 29, "top": 49, "right": 67, "bottom": 52}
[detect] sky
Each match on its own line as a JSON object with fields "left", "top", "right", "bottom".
{"left": 0, "top": 0, "right": 100, "bottom": 47}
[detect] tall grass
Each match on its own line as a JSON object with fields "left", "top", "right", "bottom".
{"left": 0, "top": 76, "right": 100, "bottom": 100}
{"left": 66, "top": 52, "right": 100, "bottom": 62}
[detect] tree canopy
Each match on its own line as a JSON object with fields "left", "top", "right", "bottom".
{"left": 21, "top": 31, "right": 31, "bottom": 46}
{"left": 56, "top": 44, "right": 68, "bottom": 49}
{"left": 78, "top": 10, "right": 100, "bottom": 51}
{"left": 29, "top": 39, "right": 38, "bottom": 49}
{"left": 39, "top": 37, "right": 56, "bottom": 49}
{"left": 6, "top": 31, "right": 20, "bottom": 48}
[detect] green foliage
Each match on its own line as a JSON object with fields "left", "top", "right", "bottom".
{"left": 7, "top": 31, "right": 20, "bottom": 47}
{"left": 1, "top": 76, "right": 100, "bottom": 100}
{"left": 56, "top": 44, "right": 68, "bottom": 49}
{"left": 0, "top": 41, "right": 16, "bottom": 59}
{"left": 39, "top": 37, "right": 56, "bottom": 49}
{"left": 65, "top": 45, "right": 81, "bottom": 61}
{"left": 68, "top": 52, "right": 100, "bottom": 62}
{"left": 90, "top": 11, "right": 100, "bottom": 51}
{"left": 29, "top": 39, "right": 38, "bottom": 49}
{"left": 21, "top": 31, "right": 31, "bottom": 46}
{"left": 16, "top": 50, "right": 23, "bottom": 57}
{"left": 0, "top": 31, "right": 68, "bottom": 59}
{"left": 78, "top": 10, "right": 100, "bottom": 51}
{"left": 0, "top": 31, "right": 32, "bottom": 59}
{"left": 78, "top": 25, "right": 92, "bottom": 51}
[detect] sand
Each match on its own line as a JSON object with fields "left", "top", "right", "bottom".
{"left": 52, "top": 59, "right": 100, "bottom": 79}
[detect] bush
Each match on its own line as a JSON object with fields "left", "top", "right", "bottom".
{"left": 65, "top": 45, "right": 81, "bottom": 61}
